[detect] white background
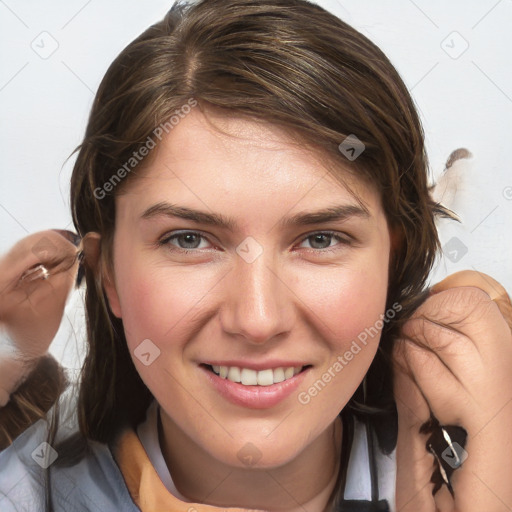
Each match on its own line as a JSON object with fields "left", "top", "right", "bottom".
{"left": 1, "top": 0, "right": 511, "bottom": 370}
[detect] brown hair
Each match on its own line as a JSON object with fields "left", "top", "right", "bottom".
{"left": 0, "top": 355, "right": 68, "bottom": 450}
{"left": 66, "top": 0, "right": 448, "bottom": 504}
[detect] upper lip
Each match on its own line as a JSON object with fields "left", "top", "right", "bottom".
{"left": 202, "top": 360, "right": 310, "bottom": 371}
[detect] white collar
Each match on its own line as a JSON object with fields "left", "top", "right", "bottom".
{"left": 136, "top": 399, "right": 190, "bottom": 501}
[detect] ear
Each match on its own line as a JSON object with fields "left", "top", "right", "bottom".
{"left": 82, "top": 232, "right": 122, "bottom": 318}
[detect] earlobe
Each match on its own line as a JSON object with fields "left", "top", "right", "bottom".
{"left": 82, "top": 232, "right": 123, "bottom": 318}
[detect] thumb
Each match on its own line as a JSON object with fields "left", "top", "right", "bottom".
{"left": 430, "top": 270, "right": 512, "bottom": 331}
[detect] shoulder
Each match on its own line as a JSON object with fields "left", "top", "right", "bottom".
{"left": 0, "top": 388, "right": 138, "bottom": 512}
{"left": 0, "top": 412, "right": 49, "bottom": 511}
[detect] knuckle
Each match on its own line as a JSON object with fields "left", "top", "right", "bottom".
{"left": 416, "top": 286, "right": 493, "bottom": 321}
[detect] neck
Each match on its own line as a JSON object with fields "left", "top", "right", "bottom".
{"left": 158, "top": 411, "right": 343, "bottom": 512}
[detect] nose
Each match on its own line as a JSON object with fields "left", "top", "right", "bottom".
{"left": 219, "top": 249, "right": 295, "bottom": 345}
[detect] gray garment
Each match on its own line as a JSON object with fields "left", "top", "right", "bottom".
{"left": 0, "top": 388, "right": 395, "bottom": 511}
{"left": 0, "top": 389, "right": 139, "bottom": 512}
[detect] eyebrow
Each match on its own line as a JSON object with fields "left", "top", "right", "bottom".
{"left": 140, "top": 201, "right": 370, "bottom": 230}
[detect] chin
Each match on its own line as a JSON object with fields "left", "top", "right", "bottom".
{"left": 206, "top": 434, "right": 308, "bottom": 470}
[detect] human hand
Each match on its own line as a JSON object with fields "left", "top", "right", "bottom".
{"left": 393, "top": 270, "right": 512, "bottom": 512}
{"left": 0, "top": 230, "right": 80, "bottom": 405}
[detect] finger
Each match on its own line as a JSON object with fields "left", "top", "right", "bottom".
{"left": 431, "top": 270, "right": 512, "bottom": 331}
{"left": 3, "top": 267, "right": 78, "bottom": 358}
{"left": 399, "top": 294, "right": 512, "bottom": 510}
{"left": 393, "top": 341, "right": 434, "bottom": 428}
{"left": 405, "top": 286, "right": 512, "bottom": 359}
{"left": 0, "top": 230, "right": 80, "bottom": 297}
{"left": 434, "top": 485, "right": 456, "bottom": 512}
{"left": 397, "top": 336, "right": 479, "bottom": 442}
{"left": 394, "top": 340, "right": 511, "bottom": 512}
{"left": 393, "top": 341, "right": 438, "bottom": 511}
{"left": 400, "top": 311, "right": 476, "bottom": 407}
{"left": 401, "top": 287, "right": 512, "bottom": 422}
{"left": 0, "top": 231, "right": 80, "bottom": 357}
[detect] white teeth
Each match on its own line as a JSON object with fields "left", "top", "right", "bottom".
{"left": 241, "top": 368, "right": 258, "bottom": 385}
{"left": 227, "top": 366, "right": 241, "bottom": 383}
{"left": 273, "top": 367, "right": 285, "bottom": 383}
{"left": 257, "top": 369, "right": 274, "bottom": 386}
{"left": 210, "top": 365, "right": 304, "bottom": 386}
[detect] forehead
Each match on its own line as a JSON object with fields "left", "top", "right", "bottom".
{"left": 117, "top": 108, "right": 381, "bottom": 216}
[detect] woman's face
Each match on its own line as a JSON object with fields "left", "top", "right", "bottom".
{"left": 105, "top": 107, "right": 391, "bottom": 468}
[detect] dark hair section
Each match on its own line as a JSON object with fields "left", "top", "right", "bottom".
{"left": 0, "top": 355, "right": 68, "bottom": 451}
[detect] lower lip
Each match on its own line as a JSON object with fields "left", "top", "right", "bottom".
{"left": 200, "top": 366, "right": 310, "bottom": 409}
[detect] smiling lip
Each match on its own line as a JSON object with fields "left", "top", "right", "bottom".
{"left": 200, "top": 362, "right": 311, "bottom": 409}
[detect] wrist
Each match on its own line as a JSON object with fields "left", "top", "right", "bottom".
{"left": 0, "top": 327, "right": 39, "bottom": 406}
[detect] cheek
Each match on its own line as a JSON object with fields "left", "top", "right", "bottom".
{"left": 113, "top": 259, "right": 216, "bottom": 352}
{"left": 296, "top": 258, "right": 389, "bottom": 418}
{"left": 305, "top": 255, "right": 390, "bottom": 350}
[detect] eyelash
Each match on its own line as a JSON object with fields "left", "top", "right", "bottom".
{"left": 157, "top": 230, "right": 353, "bottom": 255}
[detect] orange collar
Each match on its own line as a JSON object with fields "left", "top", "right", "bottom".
{"left": 112, "top": 426, "right": 261, "bottom": 512}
